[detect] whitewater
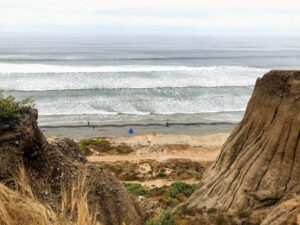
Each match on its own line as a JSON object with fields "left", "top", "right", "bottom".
{"left": 1, "top": 34, "right": 300, "bottom": 126}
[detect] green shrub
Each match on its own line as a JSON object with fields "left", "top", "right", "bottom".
{"left": 145, "top": 219, "right": 159, "bottom": 225}
{"left": 105, "top": 146, "right": 113, "bottom": 151}
{"left": 168, "top": 182, "right": 196, "bottom": 197}
{"left": 182, "top": 208, "right": 194, "bottom": 216}
{"left": 117, "top": 147, "right": 124, "bottom": 153}
{"left": 82, "top": 139, "right": 92, "bottom": 146}
{"left": 0, "top": 90, "right": 34, "bottom": 122}
{"left": 164, "top": 195, "right": 180, "bottom": 207}
{"left": 146, "top": 186, "right": 168, "bottom": 198}
{"left": 122, "top": 182, "right": 147, "bottom": 195}
{"left": 158, "top": 171, "right": 166, "bottom": 177}
{"left": 177, "top": 171, "right": 182, "bottom": 176}
{"left": 93, "top": 139, "right": 102, "bottom": 145}
{"left": 160, "top": 209, "right": 177, "bottom": 225}
{"left": 146, "top": 208, "right": 177, "bottom": 225}
{"left": 185, "top": 165, "right": 190, "bottom": 169}
{"left": 78, "top": 144, "right": 85, "bottom": 151}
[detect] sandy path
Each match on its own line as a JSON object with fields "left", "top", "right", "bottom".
{"left": 88, "top": 150, "right": 219, "bottom": 162}
{"left": 125, "top": 179, "right": 199, "bottom": 188}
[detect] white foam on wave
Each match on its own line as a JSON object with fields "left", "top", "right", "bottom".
{"left": 0, "top": 63, "right": 269, "bottom": 90}
{"left": 0, "top": 63, "right": 267, "bottom": 74}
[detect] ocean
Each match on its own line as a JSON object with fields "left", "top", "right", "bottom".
{"left": 1, "top": 34, "right": 300, "bottom": 126}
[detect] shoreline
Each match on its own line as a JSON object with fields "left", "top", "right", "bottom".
{"left": 43, "top": 122, "right": 236, "bottom": 140}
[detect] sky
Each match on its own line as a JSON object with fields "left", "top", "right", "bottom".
{"left": 0, "top": 0, "right": 300, "bottom": 35}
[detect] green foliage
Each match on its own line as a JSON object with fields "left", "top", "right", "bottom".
{"left": 146, "top": 208, "right": 177, "bottom": 225}
{"left": 164, "top": 195, "right": 180, "bottom": 207}
{"left": 185, "top": 165, "right": 190, "bottom": 169}
{"left": 117, "top": 147, "right": 124, "bottom": 153}
{"left": 82, "top": 139, "right": 92, "bottom": 146}
{"left": 78, "top": 144, "right": 85, "bottom": 151}
{"left": 122, "top": 182, "right": 147, "bottom": 196}
{"left": 105, "top": 145, "right": 113, "bottom": 151}
{"left": 168, "top": 182, "right": 196, "bottom": 197}
{"left": 182, "top": 208, "right": 194, "bottom": 216}
{"left": 0, "top": 90, "right": 34, "bottom": 122}
{"left": 158, "top": 171, "right": 166, "bottom": 177}
{"left": 146, "top": 186, "right": 168, "bottom": 198}
{"left": 93, "top": 139, "right": 102, "bottom": 145}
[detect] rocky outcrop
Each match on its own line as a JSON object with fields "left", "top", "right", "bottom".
{"left": 180, "top": 70, "right": 300, "bottom": 222}
{"left": 0, "top": 109, "right": 144, "bottom": 225}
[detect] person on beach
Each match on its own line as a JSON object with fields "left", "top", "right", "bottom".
{"left": 88, "top": 121, "right": 90, "bottom": 126}
{"left": 166, "top": 122, "right": 169, "bottom": 127}
{"left": 129, "top": 128, "right": 134, "bottom": 134}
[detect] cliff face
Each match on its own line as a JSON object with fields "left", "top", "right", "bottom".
{"left": 0, "top": 109, "right": 144, "bottom": 225}
{"left": 181, "top": 70, "right": 300, "bottom": 223}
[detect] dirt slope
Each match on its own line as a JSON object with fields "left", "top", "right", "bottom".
{"left": 0, "top": 109, "right": 144, "bottom": 225}
{"left": 180, "top": 70, "right": 300, "bottom": 223}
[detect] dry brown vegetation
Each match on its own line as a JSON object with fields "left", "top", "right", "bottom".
{"left": 0, "top": 168, "right": 101, "bottom": 225}
{"left": 282, "top": 196, "right": 300, "bottom": 225}
{"left": 78, "top": 138, "right": 133, "bottom": 156}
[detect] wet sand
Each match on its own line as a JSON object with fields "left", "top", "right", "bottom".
{"left": 43, "top": 122, "right": 236, "bottom": 140}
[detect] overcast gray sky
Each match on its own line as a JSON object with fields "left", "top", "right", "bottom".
{"left": 1, "top": 0, "right": 300, "bottom": 35}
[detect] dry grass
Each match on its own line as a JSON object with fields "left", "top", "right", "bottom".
{"left": 0, "top": 167, "right": 101, "bottom": 225}
{"left": 282, "top": 195, "right": 300, "bottom": 225}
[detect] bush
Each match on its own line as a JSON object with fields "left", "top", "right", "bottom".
{"left": 122, "top": 182, "right": 147, "bottom": 195}
{"left": 82, "top": 140, "right": 92, "bottom": 146}
{"left": 93, "top": 139, "right": 102, "bottom": 145}
{"left": 158, "top": 171, "right": 166, "bottom": 177}
{"left": 146, "top": 208, "right": 176, "bottom": 225}
{"left": 168, "top": 182, "right": 196, "bottom": 197}
{"left": 0, "top": 90, "right": 34, "bottom": 122}
{"left": 117, "top": 147, "right": 124, "bottom": 153}
{"left": 164, "top": 195, "right": 180, "bottom": 207}
{"left": 146, "top": 186, "right": 168, "bottom": 198}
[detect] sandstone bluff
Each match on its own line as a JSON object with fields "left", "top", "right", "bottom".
{"left": 180, "top": 70, "right": 300, "bottom": 224}
{"left": 0, "top": 109, "right": 144, "bottom": 225}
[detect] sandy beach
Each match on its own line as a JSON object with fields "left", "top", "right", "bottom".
{"left": 43, "top": 122, "right": 236, "bottom": 140}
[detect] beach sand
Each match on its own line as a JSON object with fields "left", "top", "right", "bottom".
{"left": 43, "top": 122, "right": 236, "bottom": 140}
{"left": 45, "top": 123, "right": 233, "bottom": 188}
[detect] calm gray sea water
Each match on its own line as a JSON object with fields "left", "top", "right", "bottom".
{"left": 1, "top": 34, "right": 300, "bottom": 126}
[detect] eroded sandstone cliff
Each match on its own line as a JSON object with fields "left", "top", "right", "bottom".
{"left": 180, "top": 70, "right": 300, "bottom": 224}
{"left": 0, "top": 109, "right": 144, "bottom": 225}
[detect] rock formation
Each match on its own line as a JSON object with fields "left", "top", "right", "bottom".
{"left": 180, "top": 70, "right": 300, "bottom": 223}
{"left": 0, "top": 109, "right": 144, "bottom": 225}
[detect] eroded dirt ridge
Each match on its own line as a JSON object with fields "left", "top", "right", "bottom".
{"left": 181, "top": 70, "right": 300, "bottom": 224}
{"left": 0, "top": 109, "right": 144, "bottom": 225}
